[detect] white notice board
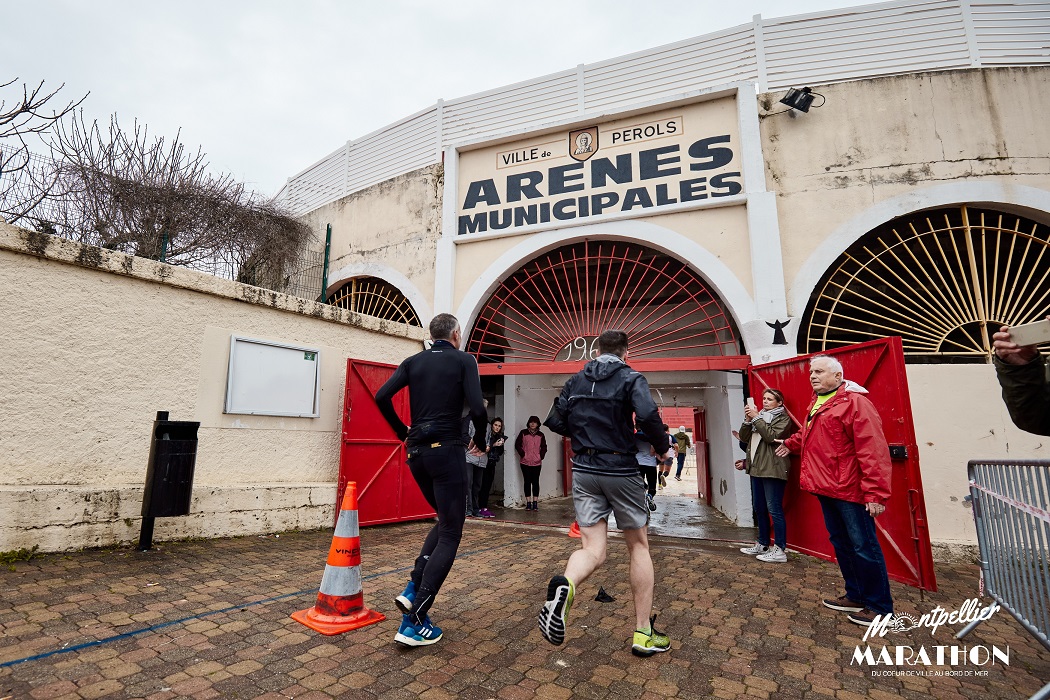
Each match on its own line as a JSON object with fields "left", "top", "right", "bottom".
{"left": 224, "top": 336, "right": 321, "bottom": 417}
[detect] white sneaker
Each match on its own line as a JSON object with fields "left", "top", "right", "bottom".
{"left": 756, "top": 545, "right": 787, "bottom": 563}
{"left": 739, "top": 542, "right": 768, "bottom": 555}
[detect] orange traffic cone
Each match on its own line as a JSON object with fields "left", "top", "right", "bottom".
{"left": 568, "top": 521, "right": 581, "bottom": 538}
{"left": 291, "top": 482, "right": 386, "bottom": 635}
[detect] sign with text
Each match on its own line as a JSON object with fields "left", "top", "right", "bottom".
{"left": 456, "top": 98, "right": 742, "bottom": 236}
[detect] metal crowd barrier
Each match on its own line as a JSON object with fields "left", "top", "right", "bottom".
{"left": 957, "top": 460, "right": 1050, "bottom": 700}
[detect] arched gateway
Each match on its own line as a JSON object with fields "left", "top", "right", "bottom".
{"left": 465, "top": 239, "right": 749, "bottom": 373}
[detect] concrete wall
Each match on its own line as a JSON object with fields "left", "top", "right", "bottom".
{"left": 907, "top": 364, "right": 1047, "bottom": 545}
{"left": 300, "top": 163, "right": 443, "bottom": 319}
{"left": 760, "top": 66, "right": 1050, "bottom": 320}
{"left": 0, "top": 223, "right": 424, "bottom": 552}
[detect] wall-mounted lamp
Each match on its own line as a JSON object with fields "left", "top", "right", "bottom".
{"left": 778, "top": 87, "right": 825, "bottom": 113}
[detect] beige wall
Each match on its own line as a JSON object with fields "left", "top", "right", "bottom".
{"left": 908, "top": 364, "right": 1047, "bottom": 545}
{"left": 0, "top": 224, "right": 423, "bottom": 552}
{"left": 301, "top": 163, "right": 443, "bottom": 313}
{"left": 760, "top": 66, "right": 1050, "bottom": 302}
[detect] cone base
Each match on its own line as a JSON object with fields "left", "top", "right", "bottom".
{"left": 568, "top": 521, "right": 581, "bottom": 538}
{"left": 291, "top": 605, "right": 386, "bottom": 635}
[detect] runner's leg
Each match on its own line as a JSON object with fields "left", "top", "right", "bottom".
{"left": 408, "top": 445, "right": 467, "bottom": 622}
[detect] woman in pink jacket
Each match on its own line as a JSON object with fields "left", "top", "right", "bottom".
{"left": 515, "top": 416, "right": 548, "bottom": 511}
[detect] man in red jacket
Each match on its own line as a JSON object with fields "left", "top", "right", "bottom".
{"left": 775, "top": 355, "right": 893, "bottom": 626}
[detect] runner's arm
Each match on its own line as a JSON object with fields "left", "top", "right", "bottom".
{"left": 375, "top": 362, "right": 410, "bottom": 441}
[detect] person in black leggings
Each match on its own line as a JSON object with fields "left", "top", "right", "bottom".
{"left": 376, "top": 313, "right": 487, "bottom": 647}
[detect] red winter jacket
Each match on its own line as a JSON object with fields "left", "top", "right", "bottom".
{"left": 782, "top": 383, "right": 891, "bottom": 505}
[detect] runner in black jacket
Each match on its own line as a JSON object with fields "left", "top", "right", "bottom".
{"left": 539, "top": 330, "right": 673, "bottom": 657}
{"left": 375, "top": 313, "right": 487, "bottom": 647}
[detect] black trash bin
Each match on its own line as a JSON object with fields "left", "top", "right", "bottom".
{"left": 138, "top": 411, "right": 200, "bottom": 550}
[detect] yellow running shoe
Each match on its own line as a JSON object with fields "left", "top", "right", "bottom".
{"left": 538, "top": 575, "right": 574, "bottom": 645}
{"left": 631, "top": 614, "right": 670, "bottom": 657}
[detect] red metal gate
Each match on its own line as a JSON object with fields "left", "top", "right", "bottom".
{"left": 749, "top": 337, "right": 937, "bottom": 591}
{"left": 692, "top": 408, "right": 710, "bottom": 504}
{"left": 338, "top": 359, "right": 435, "bottom": 526}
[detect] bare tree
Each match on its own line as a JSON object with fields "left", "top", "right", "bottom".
{"left": 0, "top": 78, "right": 85, "bottom": 223}
{"left": 2, "top": 80, "right": 314, "bottom": 296}
{"left": 41, "top": 112, "right": 311, "bottom": 283}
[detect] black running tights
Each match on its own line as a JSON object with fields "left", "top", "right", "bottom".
{"left": 407, "top": 444, "right": 466, "bottom": 622}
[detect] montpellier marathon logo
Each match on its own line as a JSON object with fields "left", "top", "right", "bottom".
{"left": 849, "top": 598, "right": 1009, "bottom": 678}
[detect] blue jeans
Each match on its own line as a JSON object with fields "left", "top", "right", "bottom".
{"left": 817, "top": 495, "right": 893, "bottom": 615}
{"left": 751, "top": 476, "right": 786, "bottom": 550}
{"left": 675, "top": 452, "right": 687, "bottom": 477}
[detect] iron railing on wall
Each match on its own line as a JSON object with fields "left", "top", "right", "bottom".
{"left": 275, "top": 0, "right": 1050, "bottom": 216}
{"left": 958, "top": 459, "right": 1050, "bottom": 700}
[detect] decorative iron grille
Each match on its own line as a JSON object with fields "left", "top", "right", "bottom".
{"left": 466, "top": 240, "right": 738, "bottom": 364}
{"left": 801, "top": 205, "right": 1050, "bottom": 362}
{"left": 326, "top": 277, "right": 421, "bottom": 327}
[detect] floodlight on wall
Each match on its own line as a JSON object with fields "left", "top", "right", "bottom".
{"left": 778, "top": 87, "right": 825, "bottom": 113}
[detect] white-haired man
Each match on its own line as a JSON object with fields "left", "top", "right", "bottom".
{"left": 775, "top": 355, "right": 893, "bottom": 625}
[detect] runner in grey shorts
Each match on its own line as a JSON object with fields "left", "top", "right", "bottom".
{"left": 573, "top": 472, "right": 649, "bottom": 530}
{"left": 539, "top": 329, "right": 673, "bottom": 657}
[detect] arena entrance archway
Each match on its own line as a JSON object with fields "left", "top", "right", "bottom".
{"left": 463, "top": 239, "right": 751, "bottom": 521}
{"left": 465, "top": 239, "right": 750, "bottom": 374}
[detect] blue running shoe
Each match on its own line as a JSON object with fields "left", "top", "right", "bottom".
{"left": 395, "top": 580, "right": 416, "bottom": 615}
{"left": 394, "top": 614, "right": 443, "bottom": 647}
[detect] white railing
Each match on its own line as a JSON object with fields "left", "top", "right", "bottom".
{"left": 276, "top": 0, "right": 1050, "bottom": 216}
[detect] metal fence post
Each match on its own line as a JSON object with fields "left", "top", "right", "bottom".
{"left": 319, "top": 223, "right": 331, "bottom": 303}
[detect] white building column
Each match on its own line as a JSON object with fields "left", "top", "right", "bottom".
{"left": 737, "top": 85, "right": 795, "bottom": 363}
{"left": 435, "top": 146, "right": 459, "bottom": 315}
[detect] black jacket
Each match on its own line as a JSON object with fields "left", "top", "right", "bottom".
{"left": 994, "top": 354, "right": 1050, "bottom": 437}
{"left": 375, "top": 340, "right": 488, "bottom": 447}
{"left": 544, "top": 357, "right": 669, "bottom": 476}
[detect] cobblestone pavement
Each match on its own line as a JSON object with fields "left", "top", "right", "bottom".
{"left": 2, "top": 520, "right": 1048, "bottom": 699}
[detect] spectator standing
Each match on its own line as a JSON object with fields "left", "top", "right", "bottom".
{"left": 515, "top": 416, "right": 548, "bottom": 510}
{"left": 737, "top": 389, "right": 792, "bottom": 564}
{"left": 476, "top": 418, "right": 506, "bottom": 518}
{"left": 776, "top": 355, "right": 893, "bottom": 626}
{"left": 465, "top": 416, "right": 490, "bottom": 517}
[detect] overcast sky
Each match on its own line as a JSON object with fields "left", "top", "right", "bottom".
{"left": 4, "top": 0, "right": 865, "bottom": 197}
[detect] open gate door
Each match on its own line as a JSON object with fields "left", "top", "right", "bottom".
{"left": 749, "top": 337, "right": 937, "bottom": 591}
{"left": 338, "top": 359, "right": 435, "bottom": 527}
{"left": 692, "top": 408, "right": 711, "bottom": 504}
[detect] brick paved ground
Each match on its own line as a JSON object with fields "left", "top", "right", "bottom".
{"left": 2, "top": 521, "right": 1048, "bottom": 699}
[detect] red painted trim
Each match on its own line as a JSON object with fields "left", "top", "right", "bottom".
{"left": 477, "top": 356, "right": 751, "bottom": 375}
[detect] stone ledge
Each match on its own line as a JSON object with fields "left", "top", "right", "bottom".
{"left": 0, "top": 222, "right": 426, "bottom": 342}
{"left": 0, "top": 483, "right": 339, "bottom": 552}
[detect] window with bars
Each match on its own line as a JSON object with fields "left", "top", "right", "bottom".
{"left": 326, "top": 277, "right": 421, "bottom": 327}
{"left": 800, "top": 205, "right": 1050, "bottom": 363}
{"left": 466, "top": 240, "right": 738, "bottom": 364}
